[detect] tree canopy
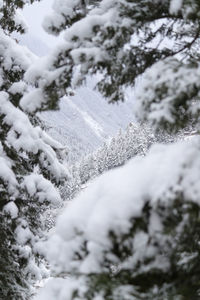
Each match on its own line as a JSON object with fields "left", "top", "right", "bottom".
{"left": 0, "top": 1, "right": 68, "bottom": 298}
{"left": 27, "top": 0, "right": 200, "bottom": 110}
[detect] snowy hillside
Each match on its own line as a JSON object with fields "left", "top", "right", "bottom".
{"left": 16, "top": 32, "right": 135, "bottom": 162}
{"left": 18, "top": 7, "right": 135, "bottom": 162}
{"left": 40, "top": 79, "right": 135, "bottom": 162}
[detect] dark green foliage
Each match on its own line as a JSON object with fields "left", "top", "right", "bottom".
{"left": 0, "top": 214, "right": 28, "bottom": 300}
{"left": 0, "top": 0, "right": 40, "bottom": 33}
{"left": 33, "top": 0, "right": 200, "bottom": 111}
{"left": 34, "top": 2, "right": 200, "bottom": 299}
{"left": 0, "top": 1, "right": 66, "bottom": 298}
{"left": 63, "top": 199, "right": 200, "bottom": 299}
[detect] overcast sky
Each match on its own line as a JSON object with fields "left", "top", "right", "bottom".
{"left": 23, "top": 0, "right": 58, "bottom": 48}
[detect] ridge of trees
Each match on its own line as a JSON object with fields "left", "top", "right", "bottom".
{"left": 64, "top": 122, "right": 182, "bottom": 200}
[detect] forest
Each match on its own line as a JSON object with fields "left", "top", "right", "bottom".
{"left": 1, "top": 0, "right": 200, "bottom": 299}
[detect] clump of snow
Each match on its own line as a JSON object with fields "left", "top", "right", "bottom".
{"left": 42, "top": 0, "right": 85, "bottom": 35}
{"left": 170, "top": 0, "right": 183, "bottom": 14}
{"left": 0, "top": 91, "right": 67, "bottom": 181}
{"left": 36, "top": 277, "right": 88, "bottom": 300}
{"left": 15, "top": 223, "right": 33, "bottom": 245}
{"left": 0, "top": 140, "right": 18, "bottom": 196}
{"left": 20, "top": 88, "right": 45, "bottom": 113}
{"left": 43, "top": 14, "right": 66, "bottom": 36}
{"left": 134, "top": 57, "right": 200, "bottom": 130}
{"left": 23, "top": 174, "right": 61, "bottom": 205}
{"left": 64, "top": 9, "right": 118, "bottom": 43}
{"left": 8, "top": 81, "right": 27, "bottom": 95}
{"left": 14, "top": 9, "right": 28, "bottom": 33}
{"left": 3, "top": 202, "right": 19, "bottom": 219}
{"left": 52, "top": 0, "right": 80, "bottom": 16}
{"left": 0, "top": 28, "right": 34, "bottom": 71}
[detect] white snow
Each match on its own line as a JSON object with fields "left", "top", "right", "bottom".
{"left": 15, "top": 224, "right": 33, "bottom": 245}
{"left": 134, "top": 57, "right": 200, "bottom": 128}
{"left": 0, "top": 28, "right": 34, "bottom": 71}
{"left": 35, "top": 135, "right": 200, "bottom": 299}
{"left": 40, "top": 77, "right": 135, "bottom": 162}
{"left": 3, "top": 202, "right": 19, "bottom": 219}
{"left": 14, "top": 9, "right": 28, "bottom": 33}
{"left": 0, "top": 91, "right": 67, "bottom": 181}
{"left": 22, "top": 174, "right": 61, "bottom": 205}
{"left": 20, "top": 88, "right": 45, "bottom": 113}
{"left": 42, "top": 137, "right": 200, "bottom": 273}
{"left": 170, "top": 0, "right": 183, "bottom": 14}
{"left": 8, "top": 81, "right": 27, "bottom": 95}
{"left": 0, "top": 143, "right": 18, "bottom": 196}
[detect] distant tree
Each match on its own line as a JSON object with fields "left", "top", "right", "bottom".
{"left": 107, "top": 137, "right": 118, "bottom": 169}
{"left": 69, "top": 122, "right": 156, "bottom": 191}
{"left": 77, "top": 157, "right": 91, "bottom": 184}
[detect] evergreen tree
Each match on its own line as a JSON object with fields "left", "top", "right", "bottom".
{"left": 34, "top": 0, "right": 200, "bottom": 299}
{"left": 26, "top": 0, "right": 200, "bottom": 109}
{"left": 107, "top": 137, "right": 118, "bottom": 169}
{"left": 0, "top": 1, "right": 68, "bottom": 298}
{"left": 66, "top": 122, "right": 156, "bottom": 197}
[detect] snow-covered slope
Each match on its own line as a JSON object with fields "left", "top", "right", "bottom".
{"left": 18, "top": 30, "right": 135, "bottom": 163}
{"left": 40, "top": 79, "right": 135, "bottom": 162}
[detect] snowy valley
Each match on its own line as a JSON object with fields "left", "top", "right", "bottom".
{"left": 17, "top": 33, "right": 136, "bottom": 162}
